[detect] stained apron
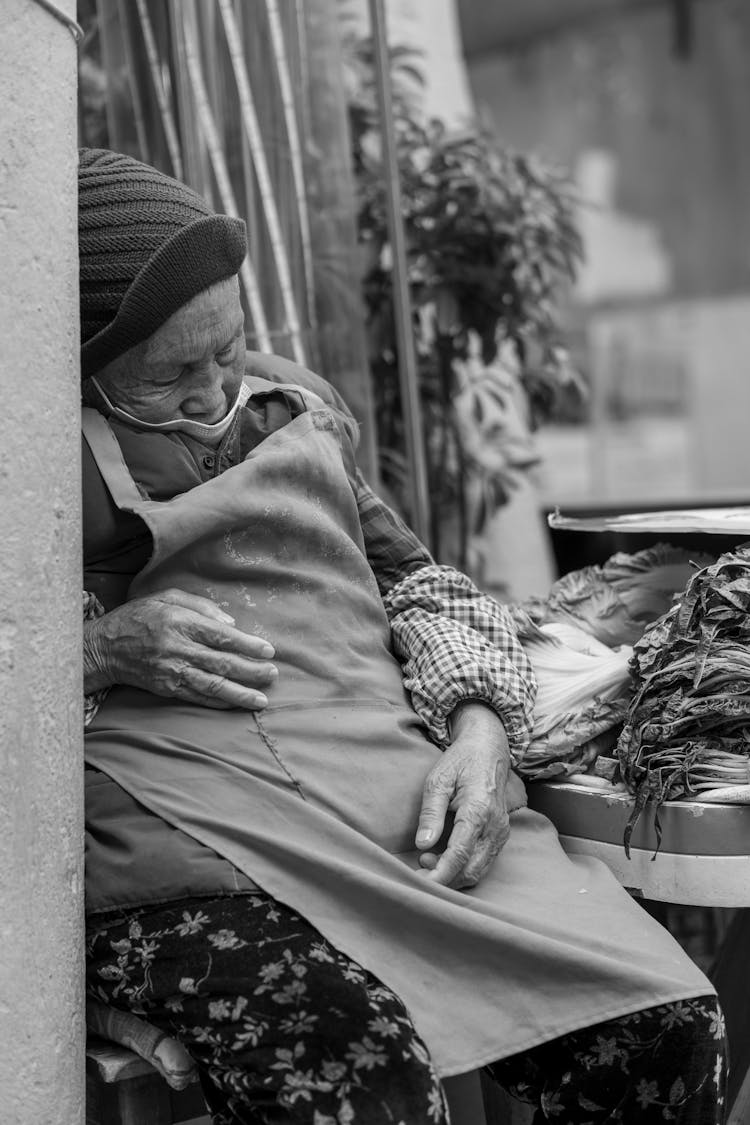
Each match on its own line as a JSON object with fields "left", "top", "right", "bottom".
{"left": 83, "top": 378, "right": 712, "bottom": 1077}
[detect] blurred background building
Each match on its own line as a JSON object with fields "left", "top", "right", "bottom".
{"left": 458, "top": 0, "right": 750, "bottom": 510}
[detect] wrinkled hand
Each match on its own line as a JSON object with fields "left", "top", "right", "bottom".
{"left": 83, "top": 588, "right": 277, "bottom": 710}
{"left": 415, "top": 702, "right": 527, "bottom": 889}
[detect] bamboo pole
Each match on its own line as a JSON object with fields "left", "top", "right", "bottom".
{"left": 117, "top": 0, "right": 150, "bottom": 163}
{"left": 135, "top": 0, "right": 183, "bottom": 180}
{"left": 295, "top": 0, "right": 310, "bottom": 140}
{"left": 368, "top": 0, "right": 430, "bottom": 541}
{"left": 301, "top": 0, "right": 380, "bottom": 483}
{"left": 218, "top": 0, "right": 306, "bottom": 366}
{"left": 96, "top": 0, "right": 138, "bottom": 157}
{"left": 167, "top": 0, "right": 209, "bottom": 199}
{"left": 181, "top": 1, "right": 272, "bottom": 352}
{"left": 264, "top": 0, "right": 317, "bottom": 332}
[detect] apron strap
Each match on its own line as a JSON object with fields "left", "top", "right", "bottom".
{"left": 81, "top": 407, "right": 146, "bottom": 512}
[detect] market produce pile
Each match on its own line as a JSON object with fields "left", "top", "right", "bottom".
{"left": 514, "top": 619, "right": 632, "bottom": 780}
{"left": 513, "top": 544, "right": 712, "bottom": 781}
{"left": 618, "top": 544, "right": 750, "bottom": 851}
{"left": 521, "top": 543, "right": 713, "bottom": 649}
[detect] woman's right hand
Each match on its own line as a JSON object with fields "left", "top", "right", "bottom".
{"left": 83, "top": 588, "right": 277, "bottom": 710}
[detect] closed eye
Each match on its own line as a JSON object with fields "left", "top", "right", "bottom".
{"left": 215, "top": 331, "right": 242, "bottom": 364}
{"left": 215, "top": 342, "right": 237, "bottom": 364}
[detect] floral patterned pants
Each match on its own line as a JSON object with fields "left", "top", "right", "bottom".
{"left": 86, "top": 894, "right": 727, "bottom": 1125}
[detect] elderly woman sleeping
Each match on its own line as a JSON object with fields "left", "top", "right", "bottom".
{"left": 80, "top": 149, "right": 723, "bottom": 1125}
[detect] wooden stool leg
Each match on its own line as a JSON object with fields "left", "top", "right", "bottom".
{"left": 115, "top": 1074, "right": 172, "bottom": 1125}
{"left": 86, "top": 1071, "right": 172, "bottom": 1125}
{"left": 444, "top": 1072, "right": 487, "bottom": 1124}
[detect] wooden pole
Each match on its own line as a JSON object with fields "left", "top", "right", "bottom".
{"left": 180, "top": 0, "right": 272, "bottom": 352}
{"left": 302, "top": 0, "right": 380, "bottom": 483}
{"left": 368, "top": 0, "right": 430, "bottom": 541}
{"left": 218, "top": 0, "right": 306, "bottom": 365}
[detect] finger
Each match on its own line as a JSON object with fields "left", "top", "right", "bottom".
{"left": 506, "top": 771, "right": 528, "bottom": 813}
{"left": 194, "top": 648, "right": 278, "bottom": 688}
{"left": 424, "top": 816, "right": 480, "bottom": 887}
{"left": 179, "top": 667, "right": 270, "bottom": 710}
{"left": 158, "top": 588, "right": 238, "bottom": 625}
{"left": 416, "top": 775, "right": 452, "bottom": 849}
{"left": 458, "top": 826, "right": 508, "bottom": 888}
{"left": 417, "top": 851, "right": 439, "bottom": 870}
{"left": 187, "top": 619, "right": 275, "bottom": 660}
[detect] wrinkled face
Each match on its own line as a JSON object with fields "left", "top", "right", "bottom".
{"left": 94, "top": 276, "right": 245, "bottom": 425}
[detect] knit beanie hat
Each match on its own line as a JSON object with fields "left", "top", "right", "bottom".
{"left": 78, "top": 148, "right": 247, "bottom": 378}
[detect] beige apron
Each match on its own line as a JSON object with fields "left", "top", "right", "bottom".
{"left": 83, "top": 380, "right": 712, "bottom": 1077}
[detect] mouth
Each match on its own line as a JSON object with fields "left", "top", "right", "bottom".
{"left": 196, "top": 402, "right": 230, "bottom": 426}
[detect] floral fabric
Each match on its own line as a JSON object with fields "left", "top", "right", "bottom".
{"left": 87, "top": 894, "right": 725, "bottom": 1125}
{"left": 488, "top": 996, "right": 727, "bottom": 1124}
{"left": 87, "top": 894, "right": 449, "bottom": 1125}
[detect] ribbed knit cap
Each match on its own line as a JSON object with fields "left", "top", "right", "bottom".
{"left": 78, "top": 148, "right": 247, "bottom": 378}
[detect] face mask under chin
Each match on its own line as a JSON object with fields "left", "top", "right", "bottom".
{"left": 89, "top": 377, "right": 250, "bottom": 445}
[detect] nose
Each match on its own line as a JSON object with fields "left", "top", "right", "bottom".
{"left": 181, "top": 364, "right": 230, "bottom": 421}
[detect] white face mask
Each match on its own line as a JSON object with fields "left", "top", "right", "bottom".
{"left": 90, "top": 377, "right": 251, "bottom": 443}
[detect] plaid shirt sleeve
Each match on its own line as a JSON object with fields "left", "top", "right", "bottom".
{"left": 354, "top": 469, "right": 434, "bottom": 594}
{"left": 356, "top": 472, "right": 537, "bottom": 765}
{"left": 83, "top": 590, "right": 109, "bottom": 727}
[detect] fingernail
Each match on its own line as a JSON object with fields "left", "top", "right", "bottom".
{"left": 218, "top": 611, "right": 235, "bottom": 624}
{"left": 261, "top": 643, "right": 275, "bottom": 658}
{"left": 416, "top": 829, "right": 432, "bottom": 845}
{"left": 254, "top": 693, "right": 268, "bottom": 708}
{"left": 267, "top": 666, "right": 278, "bottom": 679}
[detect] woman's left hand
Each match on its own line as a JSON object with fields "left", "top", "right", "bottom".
{"left": 415, "top": 701, "right": 526, "bottom": 889}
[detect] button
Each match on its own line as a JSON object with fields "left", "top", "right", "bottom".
{"left": 202, "top": 454, "right": 215, "bottom": 470}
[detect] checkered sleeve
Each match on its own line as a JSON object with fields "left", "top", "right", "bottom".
{"left": 354, "top": 469, "right": 434, "bottom": 594}
{"left": 382, "top": 565, "right": 537, "bottom": 764}
{"left": 83, "top": 590, "right": 109, "bottom": 727}
{"left": 356, "top": 474, "right": 537, "bottom": 764}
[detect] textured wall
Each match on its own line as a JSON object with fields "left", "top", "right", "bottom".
{"left": 583, "top": 294, "right": 750, "bottom": 493}
{"left": 463, "top": 0, "right": 750, "bottom": 498}
{"left": 0, "top": 2, "right": 84, "bottom": 1123}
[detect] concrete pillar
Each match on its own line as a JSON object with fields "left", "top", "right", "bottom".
{"left": 0, "top": 2, "right": 84, "bottom": 1123}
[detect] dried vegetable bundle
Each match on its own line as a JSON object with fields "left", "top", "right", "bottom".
{"left": 618, "top": 545, "right": 750, "bottom": 851}
{"left": 513, "top": 545, "right": 710, "bottom": 781}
